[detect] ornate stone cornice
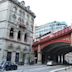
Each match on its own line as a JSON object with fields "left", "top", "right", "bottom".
{"left": 0, "top": 0, "right": 36, "bottom": 18}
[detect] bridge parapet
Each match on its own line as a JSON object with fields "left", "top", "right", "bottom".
{"left": 33, "top": 26, "right": 72, "bottom": 47}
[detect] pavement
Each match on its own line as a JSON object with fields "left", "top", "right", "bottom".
{"left": 4, "top": 64, "right": 72, "bottom": 72}
{"left": 50, "top": 66, "right": 72, "bottom": 72}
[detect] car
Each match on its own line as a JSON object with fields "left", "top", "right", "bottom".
{"left": 46, "top": 60, "right": 57, "bottom": 66}
{"left": 0, "top": 65, "right": 3, "bottom": 72}
{"left": 0, "top": 61, "right": 17, "bottom": 71}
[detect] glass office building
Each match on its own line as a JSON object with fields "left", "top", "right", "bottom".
{"left": 34, "top": 21, "right": 67, "bottom": 39}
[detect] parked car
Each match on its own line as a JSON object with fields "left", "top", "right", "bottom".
{"left": 0, "top": 61, "right": 17, "bottom": 71}
{"left": 46, "top": 60, "right": 57, "bottom": 66}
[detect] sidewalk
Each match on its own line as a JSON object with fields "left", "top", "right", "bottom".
{"left": 4, "top": 65, "right": 72, "bottom": 72}
{"left": 4, "top": 64, "right": 46, "bottom": 72}
{"left": 18, "top": 64, "right": 46, "bottom": 69}
{"left": 50, "top": 66, "right": 72, "bottom": 72}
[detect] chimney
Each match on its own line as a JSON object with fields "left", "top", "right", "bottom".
{"left": 26, "top": 6, "right": 30, "bottom": 10}
{"left": 20, "top": 1, "right": 25, "bottom": 6}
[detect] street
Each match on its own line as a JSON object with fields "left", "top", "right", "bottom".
{"left": 4, "top": 65, "right": 71, "bottom": 72}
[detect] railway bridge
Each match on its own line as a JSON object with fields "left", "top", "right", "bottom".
{"left": 33, "top": 26, "right": 72, "bottom": 64}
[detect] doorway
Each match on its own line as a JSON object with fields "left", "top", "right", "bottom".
{"left": 7, "top": 52, "right": 12, "bottom": 61}
{"left": 15, "top": 52, "right": 19, "bottom": 64}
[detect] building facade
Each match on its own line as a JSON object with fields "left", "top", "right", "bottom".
{"left": 34, "top": 21, "right": 67, "bottom": 40}
{"left": 0, "top": 0, "right": 35, "bottom": 65}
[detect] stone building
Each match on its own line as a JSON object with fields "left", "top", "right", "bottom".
{"left": 0, "top": 0, "right": 35, "bottom": 65}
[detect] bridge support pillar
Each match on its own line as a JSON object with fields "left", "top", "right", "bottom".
{"left": 63, "top": 55, "right": 64, "bottom": 63}
{"left": 24, "top": 53, "right": 29, "bottom": 65}
{"left": 58, "top": 55, "right": 64, "bottom": 64}
{"left": 37, "top": 44, "right": 42, "bottom": 64}
{"left": 58, "top": 55, "right": 60, "bottom": 63}
{"left": 61, "top": 55, "right": 63, "bottom": 64}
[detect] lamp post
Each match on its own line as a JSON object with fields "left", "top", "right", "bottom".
{"left": 37, "top": 34, "right": 42, "bottom": 64}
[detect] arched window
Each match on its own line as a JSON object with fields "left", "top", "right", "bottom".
{"left": 26, "top": 22, "right": 29, "bottom": 28}
{"left": 13, "top": 14, "right": 16, "bottom": 19}
{"left": 9, "top": 28, "right": 14, "bottom": 38}
{"left": 12, "top": 14, "right": 16, "bottom": 22}
{"left": 19, "top": 10, "right": 22, "bottom": 16}
{"left": 24, "top": 33, "right": 27, "bottom": 42}
{"left": 13, "top": 6, "right": 17, "bottom": 13}
{"left": 18, "top": 17, "right": 21, "bottom": 22}
{"left": 21, "top": 19, "right": 24, "bottom": 23}
{"left": 27, "top": 14, "right": 29, "bottom": 20}
{"left": 23, "top": 11, "right": 25, "bottom": 17}
{"left": 17, "top": 31, "right": 21, "bottom": 40}
{"left": 31, "top": 17, "right": 34, "bottom": 22}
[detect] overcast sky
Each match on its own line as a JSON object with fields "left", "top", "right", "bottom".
{"left": 19, "top": 0, "right": 72, "bottom": 26}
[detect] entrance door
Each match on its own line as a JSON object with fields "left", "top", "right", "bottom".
{"left": 7, "top": 52, "right": 12, "bottom": 61}
{"left": 15, "top": 53, "right": 19, "bottom": 64}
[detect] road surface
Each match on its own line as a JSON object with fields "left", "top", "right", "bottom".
{"left": 4, "top": 65, "right": 71, "bottom": 72}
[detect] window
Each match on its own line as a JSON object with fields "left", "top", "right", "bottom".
{"left": 19, "top": 10, "right": 21, "bottom": 14}
{"left": 13, "top": 14, "right": 16, "bottom": 19}
{"left": 22, "top": 11, "right": 25, "bottom": 18}
{"left": 24, "top": 33, "right": 27, "bottom": 42}
{"left": 26, "top": 22, "right": 29, "bottom": 25}
{"left": 31, "top": 25, "right": 33, "bottom": 30}
{"left": 7, "top": 52, "right": 12, "bottom": 61}
{"left": 18, "top": 18, "right": 24, "bottom": 25}
{"left": 18, "top": 17, "right": 21, "bottom": 22}
{"left": 12, "top": 14, "right": 16, "bottom": 22}
{"left": 31, "top": 17, "right": 34, "bottom": 22}
{"left": 21, "top": 19, "right": 24, "bottom": 23}
{"left": 13, "top": 6, "right": 17, "bottom": 13}
{"left": 17, "top": 31, "right": 21, "bottom": 40}
{"left": 15, "top": 53, "right": 19, "bottom": 63}
{"left": 9, "top": 28, "right": 14, "bottom": 38}
{"left": 27, "top": 14, "right": 29, "bottom": 20}
{"left": 19, "top": 10, "right": 22, "bottom": 16}
{"left": 26, "top": 22, "right": 29, "bottom": 28}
